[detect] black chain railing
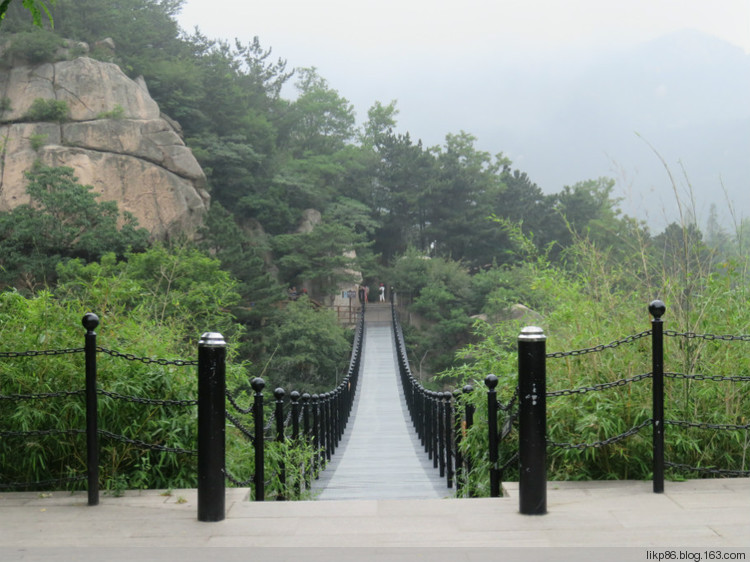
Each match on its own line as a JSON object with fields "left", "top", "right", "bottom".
{"left": 483, "top": 375, "right": 519, "bottom": 497}
{"left": 391, "top": 302, "right": 476, "bottom": 494}
{"left": 505, "top": 300, "right": 750, "bottom": 516}
{"left": 0, "top": 314, "right": 197, "bottom": 505}
{"left": 222, "top": 306, "right": 365, "bottom": 502}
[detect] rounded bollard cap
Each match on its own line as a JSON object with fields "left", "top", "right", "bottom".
{"left": 251, "top": 377, "right": 266, "bottom": 392}
{"left": 484, "top": 374, "right": 499, "bottom": 389}
{"left": 649, "top": 300, "right": 666, "bottom": 319}
{"left": 199, "top": 332, "right": 226, "bottom": 347}
{"left": 518, "top": 326, "right": 546, "bottom": 342}
{"left": 82, "top": 312, "right": 100, "bottom": 331}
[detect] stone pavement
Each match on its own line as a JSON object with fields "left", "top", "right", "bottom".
{"left": 1, "top": 479, "right": 748, "bottom": 561}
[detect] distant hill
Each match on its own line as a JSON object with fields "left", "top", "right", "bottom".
{"left": 341, "top": 30, "right": 750, "bottom": 228}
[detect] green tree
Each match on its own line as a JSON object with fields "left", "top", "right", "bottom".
{"left": 0, "top": 165, "right": 149, "bottom": 290}
{"left": 0, "top": 0, "right": 55, "bottom": 28}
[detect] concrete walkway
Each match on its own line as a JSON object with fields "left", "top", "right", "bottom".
{"left": 1, "top": 480, "right": 748, "bottom": 560}
{"left": 313, "top": 319, "right": 446, "bottom": 500}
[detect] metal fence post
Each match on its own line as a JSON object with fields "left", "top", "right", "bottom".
{"left": 463, "top": 384, "right": 475, "bottom": 497}
{"left": 518, "top": 326, "right": 547, "bottom": 515}
{"left": 197, "top": 331, "right": 226, "bottom": 522}
{"left": 444, "top": 392, "right": 454, "bottom": 488}
{"left": 251, "top": 377, "right": 266, "bottom": 501}
{"left": 485, "top": 374, "right": 500, "bottom": 497}
{"left": 274, "top": 388, "right": 286, "bottom": 500}
{"left": 82, "top": 313, "right": 100, "bottom": 507}
{"left": 650, "top": 300, "right": 666, "bottom": 494}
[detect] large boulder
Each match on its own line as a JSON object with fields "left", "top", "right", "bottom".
{"left": 0, "top": 54, "right": 209, "bottom": 239}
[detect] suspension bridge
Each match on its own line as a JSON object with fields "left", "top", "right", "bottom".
{"left": 312, "top": 303, "right": 446, "bottom": 500}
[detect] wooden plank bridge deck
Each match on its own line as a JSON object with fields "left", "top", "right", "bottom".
{"left": 313, "top": 304, "right": 447, "bottom": 500}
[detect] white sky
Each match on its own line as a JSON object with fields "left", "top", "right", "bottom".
{"left": 177, "top": 0, "right": 750, "bottom": 58}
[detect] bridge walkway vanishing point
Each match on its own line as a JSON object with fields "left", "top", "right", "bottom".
{"left": 312, "top": 303, "right": 447, "bottom": 500}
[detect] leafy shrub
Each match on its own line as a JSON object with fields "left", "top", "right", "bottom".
{"left": 3, "top": 30, "right": 64, "bottom": 64}
{"left": 23, "top": 98, "right": 70, "bottom": 123}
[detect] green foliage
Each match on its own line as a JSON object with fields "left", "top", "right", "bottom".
{"left": 444, "top": 232, "right": 750, "bottom": 493}
{"left": 0, "top": 165, "right": 149, "bottom": 290}
{"left": 259, "top": 297, "right": 351, "bottom": 392}
{"left": 0, "top": 1, "right": 56, "bottom": 28}
{"left": 22, "top": 97, "right": 69, "bottom": 122}
{"left": 28, "top": 132, "right": 47, "bottom": 151}
{"left": 1, "top": 29, "right": 62, "bottom": 63}
{"left": 95, "top": 104, "right": 124, "bottom": 120}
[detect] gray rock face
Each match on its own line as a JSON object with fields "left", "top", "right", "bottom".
{"left": 0, "top": 55, "right": 209, "bottom": 239}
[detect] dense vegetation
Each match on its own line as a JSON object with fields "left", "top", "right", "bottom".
{"left": 1, "top": 1, "right": 748, "bottom": 492}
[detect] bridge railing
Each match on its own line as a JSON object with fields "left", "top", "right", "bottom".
{"left": 1, "top": 307, "right": 366, "bottom": 522}
{"left": 391, "top": 302, "right": 477, "bottom": 493}
{"left": 486, "top": 300, "right": 750, "bottom": 515}
{"left": 0, "top": 313, "right": 198, "bottom": 507}
{"left": 222, "top": 306, "right": 365, "bottom": 504}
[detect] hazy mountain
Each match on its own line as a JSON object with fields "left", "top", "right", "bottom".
{"left": 332, "top": 30, "right": 750, "bottom": 228}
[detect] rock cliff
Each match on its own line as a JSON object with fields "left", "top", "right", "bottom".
{"left": 0, "top": 52, "right": 209, "bottom": 239}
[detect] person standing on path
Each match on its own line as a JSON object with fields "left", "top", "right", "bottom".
{"left": 379, "top": 283, "right": 385, "bottom": 302}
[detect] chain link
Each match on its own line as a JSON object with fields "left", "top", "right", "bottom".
{"left": 666, "top": 419, "right": 750, "bottom": 431}
{"left": 0, "top": 390, "right": 85, "bottom": 401}
{"left": 548, "top": 418, "right": 653, "bottom": 450}
{"left": 496, "top": 387, "right": 519, "bottom": 412}
{"left": 0, "top": 348, "right": 84, "bottom": 358}
{"left": 546, "top": 330, "right": 652, "bottom": 359}
{"left": 0, "top": 428, "right": 85, "bottom": 438}
{"left": 665, "top": 461, "right": 750, "bottom": 477}
{"left": 97, "top": 429, "right": 196, "bottom": 455}
{"left": 665, "top": 372, "right": 750, "bottom": 383}
{"left": 98, "top": 389, "right": 197, "bottom": 407}
{"left": 97, "top": 347, "right": 197, "bottom": 366}
{"left": 226, "top": 391, "right": 253, "bottom": 415}
{"left": 225, "top": 411, "right": 255, "bottom": 443}
{"left": 0, "top": 475, "right": 87, "bottom": 490}
{"left": 223, "top": 469, "right": 254, "bottom": 487}
{"left": 547, "top": 372, "right": 652, "bottom": 398}
{"left": 665, "top": 330, "right": 750, "bottom": 342}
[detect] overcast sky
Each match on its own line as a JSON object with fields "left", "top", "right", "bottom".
{"left": 175, "top": 1, "right": 750, "bottom": 224}
{"left": 176, "top": 1, "right": 750, "bottom": 61}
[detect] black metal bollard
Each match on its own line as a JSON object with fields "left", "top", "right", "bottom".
{"left": 290, "top": 390, "right": 300, "bottom": 497}
{"left": 485, "top": 374, "right": 500, "bottom": 497}
{"left": 463, "top": 384, "right": 475, "bottom": 497}
{"left": 197, "top": 331, "right": 226, "bottom": 522}
{"left": 251, "top": 377, "right": 266, "bottom": 501}
{"left": 438, "top": 392, "right": 446, "bottom": 478}
{"left": 274, "top": 388, "right": 286, "bottom": 500}
{"left": 311, "top": 394, "right": 320, "bottom": 476}
{"left": 82, "top": 313, "right": 100, "bottom": 507}
{"left": 518, "top": 326, "right": 547, "bottom": 515}
{"left": 444, "top": 392, "right": 454, "bottom": 488}
{"left": 650, "top": 300, "right": 666, "bottom": 494}
{"left": 301, "top": 392, "right": 312, "bottom": 489}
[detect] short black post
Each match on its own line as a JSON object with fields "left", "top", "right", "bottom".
{"left": 290, "top": 390, "right": 301, "bottom": 497}
{"left": 301, "top": 392, "right": 311, "bottom": 489}
{"left": 650, "top": 300, "right": 666, "bottom": 494}
{"left": 82, "top": 313, "right": 100, "bottom": 507}
{"left": 251, "top": 377, "right": 265, "bottom": 501}
{"left": 311, "top": 394, "right": 320, "bottom": 475}
{"left": 444, "top": 392, "right": 454, "bottom": 488}
{"left": 197, "top": 331, "right": 226, "bottom": 522}
{"left": 438, "top": 392, "right": 446, "bottom": 478}
{"left": 274, "top": 388, "right": 286, "bottom": 500}
{"left": 518, "top": 326, "right": 547, "bottom": 515}
{"left": 463, "top": 384, "right": 475, "bottom": 496}
{"left": 485, "top": 374, "right": 500, "bottom": 498}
